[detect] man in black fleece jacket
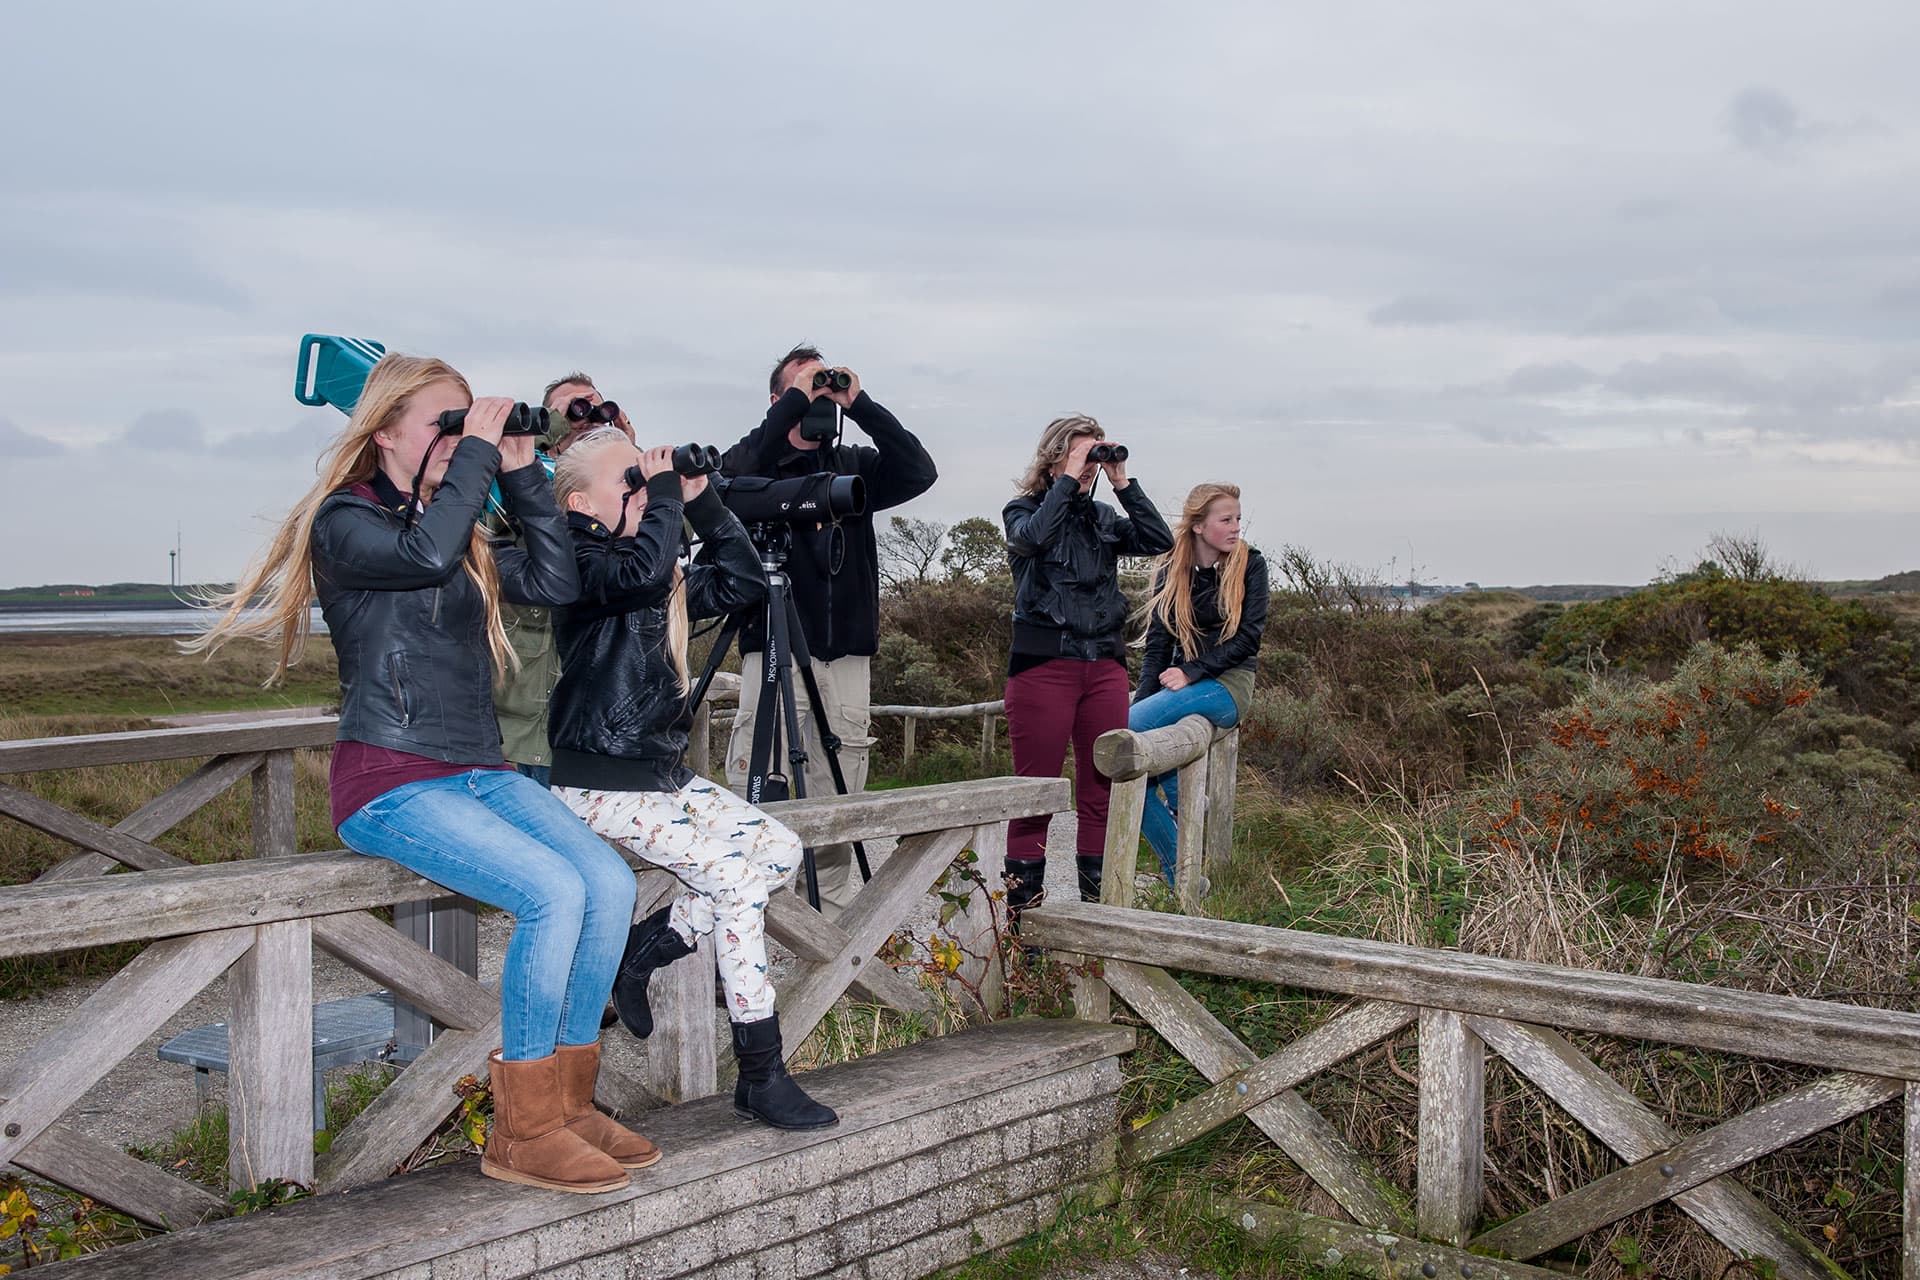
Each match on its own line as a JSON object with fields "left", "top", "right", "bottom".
{"left": 717, "top": 345, "right": 937, "bottom": 917}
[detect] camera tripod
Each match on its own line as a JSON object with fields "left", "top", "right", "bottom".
{"left": 687, "top": 524, "right": 873, "bottom": 910}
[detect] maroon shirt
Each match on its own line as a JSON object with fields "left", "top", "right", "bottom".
{"left": 329, "top": 741, "right": 512, "bottom": 831}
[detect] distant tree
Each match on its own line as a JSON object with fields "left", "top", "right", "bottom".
{"left": 878, "top": 516, "right": 948, "bottom": 589}
{"left": 941, "top": 517, "right": 1007, "bottom": 581}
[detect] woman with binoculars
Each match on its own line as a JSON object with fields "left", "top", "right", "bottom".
{"left": 1002, "top": 416, "right": 1175, "bottom": 918}
{"left": 546, "top": 427, "right": 839, "bottom": 1131}
{"left": 192, "top": 354, "right": 656, "bottom": 1196}
{"left": 1130, "top": 483, "right": 1269, "bottom": 888}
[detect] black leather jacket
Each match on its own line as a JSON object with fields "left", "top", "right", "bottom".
{"left": 718, "top": 388, "right": 937, "bottom": 662}
{"left": 1136, "top": 548, "right": 1271, "bottom": 697}
{"left": 1002, "top": 477, "right": 1175, "bottom": 661}
{"left": 313, "top": 438, "right": 578, "bottom": 763}
{"left": 549, "top": 476, "right": 767, "bottom": 792}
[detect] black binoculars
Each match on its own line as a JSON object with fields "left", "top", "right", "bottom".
{"left": 1089, "top": 442, "right": 1129, "bottom": 464}
{"left": 436, "top": 403, "right": 550, "bottom": 437}
{"left": 811, "top": 369, "right": 852, "bottom": 391}
{"left": 673, "top": 443, "right": 721, "bottom": 476}
{"left": 565, "top": 397, "right": 621, "bottom": 426}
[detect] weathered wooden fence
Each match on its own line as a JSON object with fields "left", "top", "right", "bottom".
{"left": 1092, "top": 717, "right": 1239, "bottom": 913}
{"left": 1024, "top": 887, "right": 1920, "bottom": 1280}
{"left": 0, "top": 716, "right": 1066, "bottom": 1235}
{"left": 693, "top": 689, "right": 1007, "bottom": 774}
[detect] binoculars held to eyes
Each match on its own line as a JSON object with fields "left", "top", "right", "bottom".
{"left": 436, "top": 403, "right": 550, "bottom": 437}
{"left": 811, "top": 369, "right": 853, "bottom": 391}
{"left": 566, "top": 397, "right": 621, "bottom": 426}
{"left": 619, "top": 444, "right": 723, "bottom": 492}
{"left": 1089, "top": 442, "right": 1129, "bottom": 464}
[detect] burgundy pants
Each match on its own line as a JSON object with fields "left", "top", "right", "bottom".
{"left": 1004, "top": 657, "right": 1131, "bottom": 862}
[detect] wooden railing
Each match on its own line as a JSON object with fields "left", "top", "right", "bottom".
{"left": 0, "top": 717, "right": 1067, "bottom": 1231}
{"left": 692, "top": 686, "right": 1007, "bottom": 773}
{"left": 1024, "top": 895, "right": 1912, "bottom": 1280}
{"left": 1092, "top": 718, "right": 1239, "bottom": 913}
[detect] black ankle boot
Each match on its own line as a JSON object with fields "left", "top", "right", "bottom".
{"left": 1004, "top": 859, "right": 1047, "bottom": 932}
{"left": 611, "top": 906, "right": 697, "bottom": 1039}
{"left": 1076, "top": 854, "right": 1105, "bottom": 903}
{"left": 731, "top": 1015, "right": 837, "bottom": 1130}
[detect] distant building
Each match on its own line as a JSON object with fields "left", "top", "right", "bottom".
{"left": 57, "top": 588, "right": 96, "bottom": 598}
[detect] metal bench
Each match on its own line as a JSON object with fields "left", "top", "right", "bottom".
{"left": 157, "top": 991, "right": 400, "bottom": 1132}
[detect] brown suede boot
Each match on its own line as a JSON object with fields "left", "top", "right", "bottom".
{"left": 481, "top": 1050, "right": 629, "bottom": 1194}
{"left": 554, "top": 1042, "right": 662, "bottom": 1169}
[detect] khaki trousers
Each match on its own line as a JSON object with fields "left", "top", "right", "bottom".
{"left": 725, "top": 652, "right": 874, "bottom": 919}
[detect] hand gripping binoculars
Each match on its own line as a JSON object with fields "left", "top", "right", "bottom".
{"left": 619, "top": 445, "right": 722, "bottom": 491}
{"left": 811, "top": 369, "right": 853, "bottom": 391}
{"left": 1089, "top": 442, "right": 1129, "bottom": 464}
{"left": 436, "top": 403, "right": 550, "bottom": 437}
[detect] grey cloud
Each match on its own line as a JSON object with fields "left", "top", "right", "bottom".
{"left": 1727, "top": 87, "right": 1802, "bottom": 154}
{"left": 1604, "top": 352, "right": 1769, "bottom": 403}
{"left": 1579, "top": 286, "right": 1729, "bottom": 335}
{"left": 1368, "top": 296, "right": 1473, "bottom": 327}
{"left": 1505, "top": 362, "right": 1598, "bottom": 395}
{"left": 0, "top": 416, "right": 64, "bottom": 457}
{"left": 1615, "top": 198, "right": 1681, "bottom": 222}
{"left": 0, "top": 207, "right": 251, "bottom": 311}
{"left": 214, "top": 418, "right": 339, "bottom": 461}
{"left": 120, "top": 410, "right": 209, "bottom": 453}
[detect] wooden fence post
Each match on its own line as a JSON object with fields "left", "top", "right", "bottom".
{"left": 228, "top": 919, "right": 314, "bottom": 1190}
{"left": 979, "top": 712, "right": 994, "bottom": 766}
{"left": 1418, "top": 1007, "right": 1485, "bottom": 1245}
{"left": 1172, "top": 751, "right": 1210, "bottom": 912}
{"left": 902, "top": 715, "right": 917, "bottom": 765}
{"left": 633, "top": 871, "right": 719, "bottom": 1103}
{"left": 1203, "top": 728, "right": 1239, "bottom": 879}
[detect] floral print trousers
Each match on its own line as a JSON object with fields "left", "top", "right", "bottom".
{"left": 556, "top": 778, "right": 802, "bottom": 1024}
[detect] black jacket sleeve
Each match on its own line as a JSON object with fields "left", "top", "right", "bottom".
{"left": 313, "top": 437, "right": 500, "bottom": 591}
{"left": 1002, "top": 475, "right": 1080, "bottom": 559}
{"left": 1185, "top": 552, "right": 1270, "bottom": 680}
{"left": 1110, "top": 480, "right": 1176, "bottom": 558}
{"left": 492, "top": 461, "right": 579, "bottom": 608}
{"left": 844, "top": 392, "right": 937, "bottom": 512}
{"left": 571, "top": 473, "right": 686, "bottom": 617}
{"left": 1135, "top": 568, "right": 1175, "bottom": 703}
{"left": 682, "top": 486, "right": 768, "bottom": 621}
{"left": 719, "top": 388, "right": 811, "bottom": 477}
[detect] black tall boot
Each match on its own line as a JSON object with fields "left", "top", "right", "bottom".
{"left": 731, "top": 1015, "right": 838, "bottom": 1130}
{"left": 1004, "top": 859, "right": 1047, "bottom": 932}
{"left": 610, "top": 906, "right": 697, "bottom": 1039}
{"left": 1076, "top": 854, "right": 1105, "bottom": 903}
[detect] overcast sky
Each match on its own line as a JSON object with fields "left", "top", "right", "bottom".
{"left": 5, "top": 2, "right": 1920, "bottom": 589}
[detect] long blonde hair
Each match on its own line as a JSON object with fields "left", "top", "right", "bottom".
{"left": 1014, "top": 415, "right": 1105, "bottom": 497}
{"left": 1142, "top": 483, "right": 1250, "bottom": 659}
{"left": 551, "top": 428, "right": 691, "bottom": 692}
{"left": 188, "top": 354, "right": 515, "bottom": 682}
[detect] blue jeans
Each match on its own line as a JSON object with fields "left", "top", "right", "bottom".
{"left": 339, "top": 769, "right": 636, "bottom": 1060}
{"left": 1128, "top": 680, "right": 1240, "bottom": 885}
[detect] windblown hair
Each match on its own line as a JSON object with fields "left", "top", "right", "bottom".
{"left": 1014, "top": 415, "right": 1105, "bottom": 497}
{"left": 542, "top": 371, "right": 596, "bottom": 411}
{"left": 187, "top": 354, "right": 516, "bottom": 683}
{"left": 1141, "top": 483, "right": 1249, "bottom": 659}
{"left": 552, "top": 427, "right": 691, "bottom": 692}
{"left": 769, "top": 345, "right": 824, "bottom": 397}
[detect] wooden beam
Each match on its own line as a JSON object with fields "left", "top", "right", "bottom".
{"left": 1907, "top": 1081, "right": 1920, "bottom": 1280}
{"left": 764, "top": 894, "right": 933, "bottom": 1014}
{"left": 775, "top": 826, "right": 973, "bottom": 1051}
{"left": 1172, "top": 751, "right": 1209, "bottom": 912}
{"left": 227, "top": 919, "right": 314, "bottom": 1192}
{"left": 1020, "top": 903, "right": 1920, "bottom": 1079}
{"left": 641, "top": 931, "right": 721, "bottom": 1104}
{"left": 0, "top": 928, "right": 255, "bottom": 1166}
{"left": 761, "top": 775, "right": 1067, "bottom": 846}
{"left": 1417, "top": 1008, "right": 1484, "bottom": 1246}
{"left": 1092, "top": 715, "right": 1216, "bottom": 782}
{"left": 1202, "top": 729, "right": 1238, "bottom": 877}
{"left": 13, "top": 1123, "right": 222, "bottom": 1229}
{"left": 1466, "top": 1016, "right": 1848, "bottom": 1280}
{"left": 0, "top": 780, "right": 183, "bottom": 872}
{"left": 311, "top": 912, "right": 495, "bottom": 1031}
{"left": 1216, "top": 1196, "right": 1568, "bottom": 1280}
{"left": 869, "top": 700, "right": 1005, "bottom": 719}
{"left": 1124, "top": 1000, "right": 1415, "bottom": 1166}
{"left": 249, "top": 750, "right": 298, "bottom": 860}
{"left": 314, "top": 1017, "right": 499, "bottom": 1191}
{"left": 1075, "top": 773, "right": 1149, "bottom": 1025}
{"left": 34, "top": 751, "right": 264, "bottom": 884}
{"left": 0, "top": 716, "right": 338, "bottom": 774}
{"left": 1105, "top": 960, "right": 1411, "bottom": 1232}
{"left": 1472, "top": 1070, "right": 1902, "bottom": 1261}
